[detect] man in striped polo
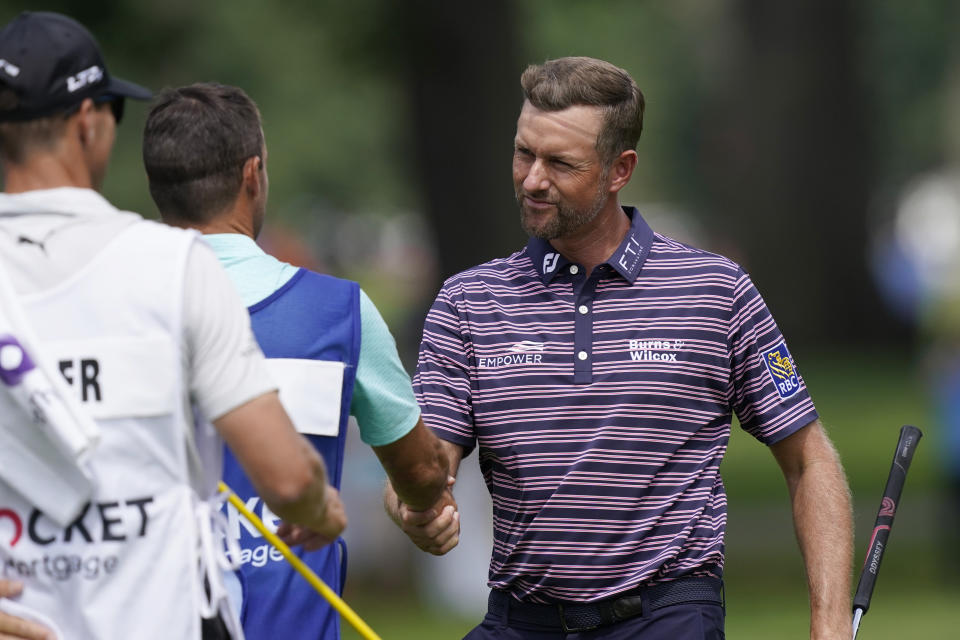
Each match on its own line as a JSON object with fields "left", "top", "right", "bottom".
{"left": 386, "top": 57, "right": 853, "bottom": 638}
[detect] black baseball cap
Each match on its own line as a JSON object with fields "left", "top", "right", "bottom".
{"left": 0, "top": 11, "right": 152, "bottom": 122}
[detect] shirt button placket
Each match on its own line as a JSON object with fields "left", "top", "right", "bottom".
{"left": 572, "top": 266, "right": 595, "bottom": 384}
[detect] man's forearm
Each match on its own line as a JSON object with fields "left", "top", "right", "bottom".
{"left": 790, "top": 457, "right": 853, "bottom": 637}
{"left": 373, "top": 418, "right": 453, "bottom": 511}
{"left": 774, "top": 423, "right": 854, "bottom": 639}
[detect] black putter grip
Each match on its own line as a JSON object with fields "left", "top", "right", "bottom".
{"left": 852, "top": 425, "right": 922, "bottom": 614}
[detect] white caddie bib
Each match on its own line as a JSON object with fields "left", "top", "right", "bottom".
{"left": 0, "top": 221, "right": 240, "bottom": 640}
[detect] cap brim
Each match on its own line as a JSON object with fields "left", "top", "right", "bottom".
{"left": 105, "top": 76, "right": 152, "bottom": 101}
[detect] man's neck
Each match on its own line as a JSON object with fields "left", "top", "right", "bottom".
{"left": 193, "top": 211, "right": 255, "bottom": 239}
{"left": 3, "top": 153, "right": 94, "bottom": 193}
{"left": 550, "top": 202, "right": 630, "bottom": 275}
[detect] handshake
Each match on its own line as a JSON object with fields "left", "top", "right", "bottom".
{"left": 383, "top": 475, "right": 460, "bottom": 556}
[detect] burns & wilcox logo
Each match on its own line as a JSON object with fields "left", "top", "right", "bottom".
{"left": 762, "top": 342, "right": 801, "bottom": 399}
{"left": 629, "top": 339, "right": 684, "bottom": 362}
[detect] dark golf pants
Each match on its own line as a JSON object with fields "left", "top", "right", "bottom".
{"left": 464, "top": 583, "right": 725, "bottom": 640}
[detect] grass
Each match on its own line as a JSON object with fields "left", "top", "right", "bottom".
{"left": 341, "top": 350, "right": 959, "bottom": 638}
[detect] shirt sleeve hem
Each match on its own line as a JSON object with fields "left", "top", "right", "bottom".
{"left": 203, "top": 381, "right": 278, "bottom": 423}
{"left": 433, "top": 429, "right": 476, "bottom": 457}
{"left": 360, "top": 404, "right": 422, "bottom": 447}
{"left": 761, "top": 409, "right": 821, "bottom": 446}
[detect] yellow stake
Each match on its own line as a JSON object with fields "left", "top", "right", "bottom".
{"left": 218, "top": 481, "right": 382, "bottom": 640}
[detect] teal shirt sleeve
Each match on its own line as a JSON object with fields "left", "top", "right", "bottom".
{"left": 351, "top": 289, "right": 421, "bottom": 447}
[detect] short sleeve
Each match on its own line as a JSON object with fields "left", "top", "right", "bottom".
{"left": 727, "top": 268, "right": 819, "bottom": 444}
{"left": 350, "top": 289, "right": 421, "bottom": 447}
{"left": 413, "top": 279, "right": 477, "bottom": 454}
{"left": 182, "top": 242, "right": 276, "bottom": 421}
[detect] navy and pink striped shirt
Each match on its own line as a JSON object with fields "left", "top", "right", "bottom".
{"left": 414, "top": 207, "right": 818, "bottom": 603}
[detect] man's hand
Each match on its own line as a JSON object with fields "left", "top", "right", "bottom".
{"left": 384, "top": 477, "right": 459, "bottom": 556}
{"left": 276, "top": 485, "right": 347, "bottom": 551}
{"left": 0, "top": 580, "right": 54, "bottom": 640}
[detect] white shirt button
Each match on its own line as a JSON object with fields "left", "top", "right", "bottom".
{"left": 577, "top": 350, "right": 588, "bottom": 361}
{"left": 578, "top": 305, "right": 589, "bottom": 315}
{"left": 569, "top": 265, "right": 579, "bottom": 275}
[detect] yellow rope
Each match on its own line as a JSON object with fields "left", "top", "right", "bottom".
{"left": 218, "top": 481, "right": 382, "bottom": 640}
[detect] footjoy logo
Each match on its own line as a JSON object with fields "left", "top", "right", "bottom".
{"left": 629, "top": 339, "right": 684, "bottom": 362}
{"left": 0, "top": 509, "right": 22, "bottom": 547}
{"left": 542, "top": 253, "right": 560, "bottom": 274}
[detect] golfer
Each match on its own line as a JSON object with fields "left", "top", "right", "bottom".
{"left": 388, "top": 56, "right": 854, "bottom": 639}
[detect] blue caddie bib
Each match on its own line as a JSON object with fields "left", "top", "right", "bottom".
{"left": 223, "top": 268, "right": 360, "bottom": 639}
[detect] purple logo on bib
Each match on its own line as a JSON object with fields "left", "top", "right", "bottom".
{"left": 0, "top": 334, "right": 36, "bottom": 386}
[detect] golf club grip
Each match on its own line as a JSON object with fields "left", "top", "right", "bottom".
{"left": 852, "top": 425, "right": 922, "bottom": 614}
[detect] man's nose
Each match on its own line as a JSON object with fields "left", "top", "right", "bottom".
{"left": 522, "top": 159, "right": 549, "bottom": 193}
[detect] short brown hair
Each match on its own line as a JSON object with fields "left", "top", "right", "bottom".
{"left": 143, "top": 82, "right": 263, "bottom": 224}
{"left": 520, "top": 56, "right": 644, "bottom": 165}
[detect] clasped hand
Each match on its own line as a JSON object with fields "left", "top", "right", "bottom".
{"left": 383, "top": 477, "right": 460, "bottom": 556}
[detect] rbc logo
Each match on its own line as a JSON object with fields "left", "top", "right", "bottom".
{"left": 762, "top": 342, "right": 801, "bottom": 399}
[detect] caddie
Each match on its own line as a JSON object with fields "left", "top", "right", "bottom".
{"left": 0, "top": 12, "right": 345, "bottom": 640}
{"left": 142, "top": 82, "right": 455, "bottom": 639}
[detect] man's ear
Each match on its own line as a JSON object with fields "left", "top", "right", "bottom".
{"left": 242, "top": 155, "right": 262, "bottom": 196}
{"left": 74, "top": 98, "right": 97, "bottom": 147}
{"left": 607, "top": 149, "right": 638, "bottom": 194}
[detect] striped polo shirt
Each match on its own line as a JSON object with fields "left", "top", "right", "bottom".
{"left": 414, "top": 207, "right": 818, "bottom": 603}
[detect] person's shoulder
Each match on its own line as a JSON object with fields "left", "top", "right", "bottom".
{"left": 104, "top": 216, "right": 207, "bottom": 260}
{"left": 123, "top": 215, "right": 200, "bottom": 241}
{"left": 297, "top": 267, "right": 358, "bottom": 291}
{"left": 648, "top": 232, "right": 744, "bottom": 277}
{"left": 439, "top": 248, "right": 533, "bottom": 291}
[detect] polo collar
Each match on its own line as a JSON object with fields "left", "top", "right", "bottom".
{"left": 0, "top": 187, "right": 118, "bottom": 217}
{"left": 202, "top": 232, "right": 267, "bottom": 259}
{"left": 526, "top": 206, "right": 655, "bottom": 284}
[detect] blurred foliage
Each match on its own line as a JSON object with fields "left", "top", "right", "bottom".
{"left": 1, "top": 1, "right": 952, "bottom": 219}
{"left": 2, "top": 2, "right": 956, "bottom": 306}
{"left": 864, "top": 0, "right": 960, "bottom": 184}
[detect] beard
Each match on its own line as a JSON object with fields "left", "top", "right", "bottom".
{"left": 516, "top": 179, "right": 609, "bottom": 240}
